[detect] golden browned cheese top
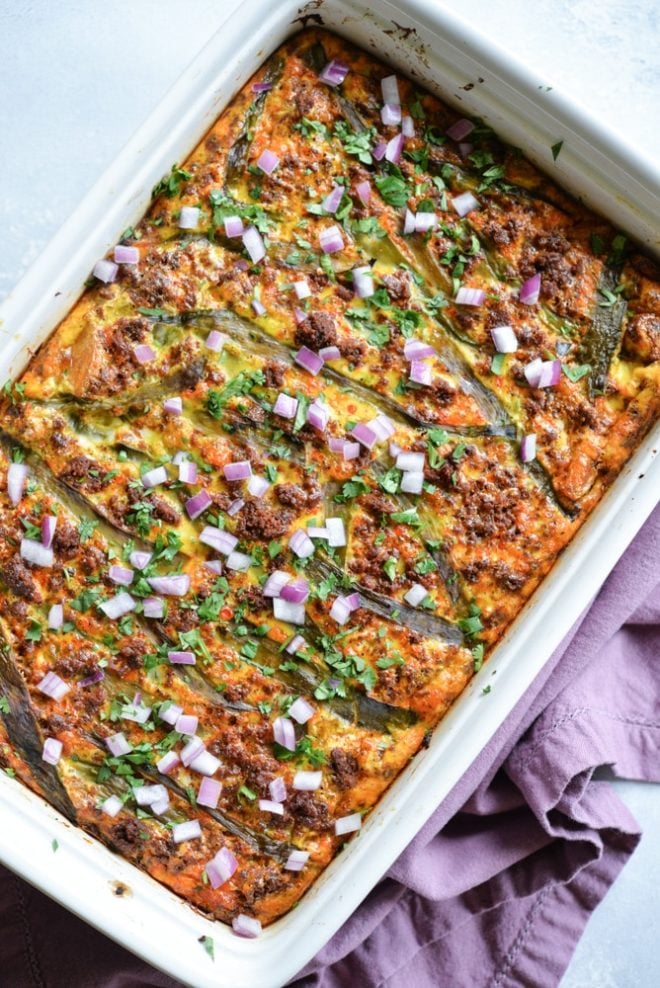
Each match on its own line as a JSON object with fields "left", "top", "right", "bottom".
{"left": 0, "top": 29, "right": 657, "bottom": 933}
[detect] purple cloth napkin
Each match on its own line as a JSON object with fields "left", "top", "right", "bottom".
{"left": 1, "top": 506, "right": 658, "bottom": 988}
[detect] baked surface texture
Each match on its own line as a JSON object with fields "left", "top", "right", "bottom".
{"left": 0, "top": 29, "right": 657, "bottom": 929}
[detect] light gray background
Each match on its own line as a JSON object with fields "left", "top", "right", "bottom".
{"left": 0, "top": 2, "right": 658, "bottom": 985}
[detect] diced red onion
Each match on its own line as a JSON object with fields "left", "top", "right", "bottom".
{"left": 319, "top": 224, "right": 344, "bottom": 254}
{"left": 269, "top": 777, "right": 287, "bottom": 803}
{"left": 400, "top": 470, "right": 424, "bottom": 494}
{"left": 335, "top": 812, "right": 362, "bottom": 836}
{"left": 385, "top": 133, "right": 404, "bottom": 164}
{"left": 381, "top": 102, "right": 402, "bottom": 126}
{"left": 48, "top": 604, "right": 64, "bottom": 630}
{"left": 330, "top": 595, "right": 351, "bottom": 625}
{"left": 289, "top": 697, "right": 315, "bottom": 725}
{"left": 356, "top": 180, "right": 371, "bottom": 205}
{"left": 519, "top": 272, "right": 541, "bottom": 304}
{"left": 175, "top": 713, "right": 199, "bottom": 736}
{"left": 252, "top": 298, "right": 266, "bottom": 317}
{"left": 143, "top": 596, "right": 164, "bottom": 619}
{"left": 224, "top": 459, "right": 252, "bottom": 482}
{"left": 402, "top": 114, "right": 415, "bottom": 138}
{"left": 353, "top": 265, "right": 374, "bottom": 299}
{"left": 273, "top": 716, "right": 296, "bottom": 751}
{"left": 242, "top": 225, "right": 266, "bottom": 263}
{"left": 446, "top": 118, "right": 475, "bottom": 141}
{"left": 223, "top": 215, "right": 244, "bottom": 238}
{"left": 491, "top": 324, "right": 518, "bottom": 353}
{"left": 325, "top": 517, "right": 346, "bottom": 547}
{"left": 307, "top": 400, "right": 329, "bottom": 432}
{"left": 226, "top": 550, "right": 252, "bottom": 572}
{"left": 306, "top": 526, "right": 328, "bottom": 539}
{"left": 368, "top": 413, "right": 395, "bottom": 440}
{"left": 205, "top": 559, "right": 223, "bottom": 575}
{"left": 7, "top": 462, "right": 28, "bottom": 506}
{"left": 415, "top": 211, "right": 437, "bottom": 233}
{"left": 257, "top": 149, "right": 280, "bottom": 175}
{"left": 396, "top": 451, "right": 425, "bottom": 472}
{"left": 168, "top": 650, "right": 195, "bottom": 665}
{"left": 101, "top": 795, "right": 123, "bottom": 818}
{"left": 459, "top": 141, "right": 474, "bottom": 158}
{"left": 227, "top": 498, "right": 244, "bottom": 516}
{"left": 197, "top": 777, "right": 222, "bottom": 809}
{"left": 263, "top": 569, "right": 291, "bottom": 598}
{"left": 142, "top": 467, "right": 167, "bottom": 487}
{"left": 114, "top": 244, "right": 139, "bottom": 265}
{"left": 190, "top": 748, "right": 220, "bottom": 777}
{"left": 185, "top": 489, "right": 212, "bottom": 520}
{"left": 134, "top": 344, "right": 156, "bottom": 364}
{"left": 404, "top": 338, "right": 436, "bottom": 360}
{"left": 389, "top": 440, "right": 402, "bottom": 457}
{"left": 207, "top": 846, "right": 239, "bottom": 889}
{"left": 247, "top": 474, "right": 270, "bottom": 498}
{"left": 259, "top": 798, "right": 284, "bottom": 815}
{"left": 410, "top": 360, "right": 432, "bottom": 386}
{"left": 381, "top": 74, "right": 400, "bottom": 105}
{"left": 345, "top": 591, "right": 362, "bottom": 612}
{"left": 455, "top": 287, "right": 485, "bottom": 307}
{"left": 293, "top": 770, "right": 322, "bottom": 791}
{"left": 524, "top": 358, "right": 543, "bottom": 387}
{"left": 206, "top": 330, "right": 226, "bottom": 352}
{"left": 178, "top": 206, "right": 200, "bottom": 230}
{"left": 372, "top": 141, "right": 387, "bottom": 162}
{"left": 289, "top": 528, "right": 315, "bottom": 559}
{"left": 105, "top": 731, "right": 132, "bottom": 757}
{"left": 404, "top": 582, "right": 428, "bottom": 607}
{"left": 319, "top": 345, "right": 341, "bottom": 362}
{"left": 273, "top": 392, "right": 298, "bottom": 419}
{"left": 285, "top": 849, "right": 310, "bottom": 871}
{"left": 20, "top": 538, "right": 53, "bottom": 568}
{"left": 232, "top": 914, "right": 263, "bottom": 938}
{"left": 163, "top": 397, "right": 183, "bottom": 416}
{"left": 178, "top": 460, "right": 198, "bottom": 484}
{"left": 42, "top": 737, "right": 62, "bottom": 765}
{"left": 351, "top": 422, "right": 378, "bottom": 450}
{"left": 452, "top": 192, "right": 479, "bottom": 217}
{"left": 252, "top": 81, "right": 272, "bottom": 93}
{"left": 156, "top": 750, "right": 180, "bottom": 775}
{"left": 172, "top": 819, "right": 202, "bottom": 844}
{"left": 537, "top": 359, "right": 562, "bottom": 388}
{"left": 159, "top": 702, "right": 182, "bottom": 726}
{"left": 280, "top": 577, "right": 310, "bottom": 604}
{"left": 273, "top": 597, "right": 306, "bottom": 625}
{"left": 286, "top": 634, "right": 306, "bottom": 655}
{"left": 318, "top": 59, "right": 349, "bottom": 87}
{"left": 100, "top": 591, "right": 136, "bottom": 619}
{"left": 200, "top": 525, "right": 238, "bottom": 556}
{"left": 294, "top": 278, "right": 311, "bottom": 299}
{"left": 147, "top": 574, "right": 190, "bottom": 596}
{"left": 520, "top": 433, "right": 537, "bottom": 463}
{"left": 322, "top": 185, "right": 344, "bottom": 214}
{"left": 151, "top": 795, "right": 170, "bottom": 816}
{"left": 294, "top": 306, "right": 307, "bottom": 324}
{"left": 403, "top": 208, "right": 416, "bottom": 235}
{"left": 134, "top": 783, "right": 167, "bottom": 807}
{"left": 93, "top": 259, "right": 118, "bottom": 284}
{"left": 109, "top": 565, "right": 134, "bottom": 587}
{"left": 41, "top": 514, "right": 57, "bottom": 549}
{"left": 181, "top": 736, "right": 205, "bottom": 767}
{"left": 342, "top": 441, "right": 360, "bottom": 461}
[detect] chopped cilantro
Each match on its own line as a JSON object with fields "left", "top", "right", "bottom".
{"left": 151, "top": 163, "right": 192, "bottom": 199}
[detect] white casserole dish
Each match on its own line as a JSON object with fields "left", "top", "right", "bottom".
{"left": 0, "top": 1, "right": 658, "bottom": 985}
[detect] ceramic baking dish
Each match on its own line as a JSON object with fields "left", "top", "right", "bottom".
{"left": 0, "top": 1, "right": 658, "bottom": 985}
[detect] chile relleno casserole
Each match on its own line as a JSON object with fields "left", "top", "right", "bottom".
{"left": 0, "top": 29, "right": 658, "bottom": 936}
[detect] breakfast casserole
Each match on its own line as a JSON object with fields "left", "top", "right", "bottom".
{"left": 0, "top": 29, "right": 658, "bottom": 937}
